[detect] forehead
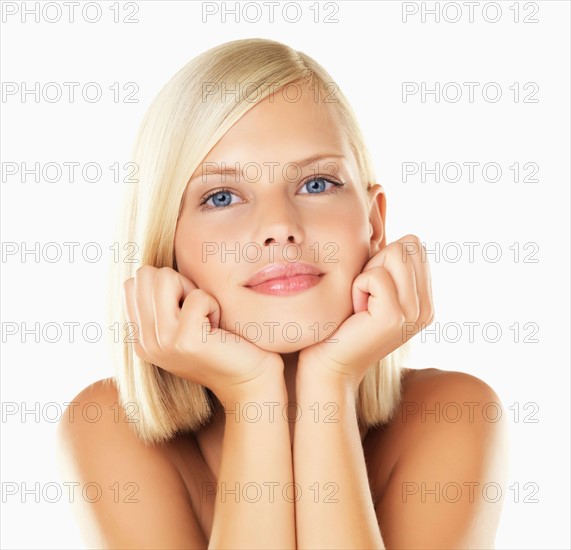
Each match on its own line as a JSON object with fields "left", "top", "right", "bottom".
{"left": 201, "top": 84, "right": 351, "bottom": 164}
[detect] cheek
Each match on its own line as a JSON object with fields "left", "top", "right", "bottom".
{"left": 175, "top": 224, "right": 244, "bottom": 302}
{"left": 327, "top": 218, "right": 370, "bottom": 270}
{"left": 174, "top": 223, "right": 215, "bottom": 287}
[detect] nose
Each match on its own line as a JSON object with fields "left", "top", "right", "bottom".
{"left": 264, "top": 235, "right": 296, "bottom": 246}
{"left": 255, "top": 195, "right": 304, "bottom": 248}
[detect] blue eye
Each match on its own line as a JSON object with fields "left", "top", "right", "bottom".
{"left": 200, "top": 188, "right": 238, "bottom": 209}
{"left": 299, "top": 176, "right": 344, "bottom": 195}
{"left": 199, "top": 176, "right": 345, "bottom": 211}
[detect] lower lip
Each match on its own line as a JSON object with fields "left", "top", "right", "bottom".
{"left": 245, "top": 274, "right": 323, "bottom": 295}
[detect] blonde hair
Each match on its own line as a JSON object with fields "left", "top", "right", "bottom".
{"left": 107, "top": 38, "right": 410, "bottom": 445}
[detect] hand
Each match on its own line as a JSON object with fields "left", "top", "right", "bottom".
{"left": 298, "top": 234, "right": 434, "bottom": 388}
{"left": 122, "top": 265, "right": 284, "bottom": 402}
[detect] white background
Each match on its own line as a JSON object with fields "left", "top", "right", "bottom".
{"left": 1, "top": 1, "right": 569, "bottom": 548}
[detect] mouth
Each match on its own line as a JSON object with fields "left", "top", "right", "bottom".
{"left": 244, "top": 273, "right": 324, "bottom": 296}
{"left": 243, "top": 262, "right": 324, "bottom": 296}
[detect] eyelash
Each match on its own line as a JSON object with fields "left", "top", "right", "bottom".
{"left": 198, "top": 176, "right": 346, "bottom": 211}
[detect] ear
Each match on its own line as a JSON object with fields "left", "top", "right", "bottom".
{"left": 367, "top": 183, "right": 386, "bottom": 253}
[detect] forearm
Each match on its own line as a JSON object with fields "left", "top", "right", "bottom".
{"left": 293, "top": 365, "right": 385, "bottom": 549}
{"left": 208, "top": 366, "right": 296, "bottom": 549}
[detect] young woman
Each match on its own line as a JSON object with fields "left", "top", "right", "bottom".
{"left": 57, "top": 38, "right": 508, "bottom": 549}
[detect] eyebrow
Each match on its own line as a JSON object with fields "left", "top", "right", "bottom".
{"left": 188, "top": 153, "right": 346, "bottom": 183}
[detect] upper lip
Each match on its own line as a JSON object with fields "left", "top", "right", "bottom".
{"left": 244, "top": 262, "right": 323, "bottom": 287}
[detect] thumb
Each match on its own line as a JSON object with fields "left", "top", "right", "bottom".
{"left": 176, "top": 272, "right": 221, "bottom": 330}
{"left": 176, "top": 271, "right": 197, "bottom": 298}
{"left": 352, "top": 271, "right": 371, "bottom": 314}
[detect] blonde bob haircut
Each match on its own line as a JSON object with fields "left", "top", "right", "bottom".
{"left": 108, "top": 37, "right": 411, "bottom": 446}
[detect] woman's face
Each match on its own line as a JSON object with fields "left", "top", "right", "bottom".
{"left": 174, "top": 84, "right": 384, "bottom": 353}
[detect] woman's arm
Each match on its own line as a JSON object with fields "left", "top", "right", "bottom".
{"left": 209, "top": 363, "right": 296, "bottom": 549}
{"left": 291, "top": 235, "right": 434, "bottom": 548}
{"left": 293, "top": 363, "right": 385, "bottom": 549}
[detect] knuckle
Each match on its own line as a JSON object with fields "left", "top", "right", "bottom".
{"left": 193, "top": 288, "right": 207, "bottom": 298}
{"left": 188, "top": 288, "right": 209, "bottom": 306}
{"left": 384, "top": 241, "right": 399, "bottom": 254}
{"left": 399, "top": 235, "right": 422, "bottom": 256}
{"left": 181, "top": 289, "right": 197, "bottom": 308}
{"left": 136, "top": 264, "right": 156, "bottom": 278}
{"left": 152, "top": 268, "right": 172, "bottom": 290}
{"left": 156, "top": 266, "right": 174, "bottom": 279}
{"left": 403, "top": 233, "right": 420, "bottom": 244}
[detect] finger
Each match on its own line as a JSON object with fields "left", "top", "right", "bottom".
{"left": 352, "top": 266, "right": 402, "bottom": 324}
{"left": 364, "top": 243, "right": 419, "bottom": 323}
{"left": 176, "top": 289, "right": 221, "bottom": 347}
{"left": 122, "top": 277, "right": 150, "bottom": 362}
{"left": 177, "top": 271, "right": 197, "bottom": 304}
{"left": 152, "top": 268, "right": 197, "bottom": 350}
{"left": 176, "top": 289, "right": 275, "bottom": 386}
{"left": 398, "top": 235, "right": 435, "bottom": 326}
{"left": 384, "top": 246, "right": 419, "bottom": 323}
{"left": 354, "top": 250, "right": 391, "bottom": 313}
{"left": 122, "top": 278, "right": 138, "bottom": 337}
{"left": 133, "top": 266, "right": 160, "bottom": 351}
{"left": 330, "top": 266, "right": 405, "bottom": 367}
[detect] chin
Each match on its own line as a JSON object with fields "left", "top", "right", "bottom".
{"left": 247, "top": 337, "right": 313, "bottom": 354}
{"left": 230, "top": 315, "right": 343, "bottom": 354}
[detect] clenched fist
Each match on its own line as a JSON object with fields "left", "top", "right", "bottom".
{"left": 122, "top": 265, "right": 284, "bottom": 403}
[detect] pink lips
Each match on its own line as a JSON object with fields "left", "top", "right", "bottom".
{"left": 244, "top": 262, "right": 324, "bottom": 296}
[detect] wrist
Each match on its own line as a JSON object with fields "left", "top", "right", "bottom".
{"left": 216, "top": 357, "right": 287, "bottom": 408}
{"left": 296, "top": 356, "right": 362, "bottom": 401}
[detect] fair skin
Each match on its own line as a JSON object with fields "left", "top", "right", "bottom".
{"left": 57, "top": 84, "right": 508, "bottom": 549}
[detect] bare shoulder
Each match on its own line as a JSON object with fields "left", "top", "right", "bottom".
{"left": 56, "top": 377, "right": 154, "bottom": 456}
{"left": 56, "top": 377, "right": 208, "bottom": 549}
{"left": 400, "top": 366, "right": 504, "bottom": 408}
{"left": 372, "top": 367, "right": 509, "bottom": 547}
{"left": 393, "top": 366, "right": 508, "bottom": 463}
